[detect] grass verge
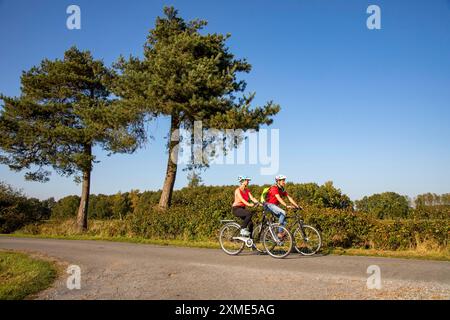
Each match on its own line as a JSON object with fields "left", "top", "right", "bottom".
{"left": 327, "top": 247, "right": 450, "bottom": 261}
{"left": 1, "top": 233, "right": 449, "bottom": 261}
{"left": 0, "top": 250, "right": 57, "bottom": 300}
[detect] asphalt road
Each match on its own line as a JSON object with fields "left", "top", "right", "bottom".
{"left": 1, "top": 237, "right": 449, "bottom": 300}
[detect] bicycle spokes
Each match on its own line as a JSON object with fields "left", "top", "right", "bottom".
{"left": 263, "top": 225, "right": 293, "bottom": 259}
{"left": 219, "top": 223, "right": 245, "bottom": 255}
{"left": 293, "top": 225, "right": 322, "bottom": 256}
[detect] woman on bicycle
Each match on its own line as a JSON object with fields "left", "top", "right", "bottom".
{"left": 232, "top": 176, "right": 260, "bottom": 237}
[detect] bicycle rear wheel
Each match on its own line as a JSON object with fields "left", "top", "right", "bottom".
{"left": 263, "top": 225, "right": 293, "bottom": 259}
{"left": 294, "top": 225, "right": 322, "bottom": 255}
{"left": 219, "top": 223, "right": 245, "bottom": 255}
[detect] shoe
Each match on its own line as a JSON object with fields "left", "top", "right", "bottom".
{"left": 240, "top": 228, "right": 250, "bottom": 237}
{"left": 277, "top": 231, "right": 287, "bottom": 239}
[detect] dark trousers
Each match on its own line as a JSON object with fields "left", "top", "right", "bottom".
{"left": 232, "top": 206, "right": 254, "bottom": 233}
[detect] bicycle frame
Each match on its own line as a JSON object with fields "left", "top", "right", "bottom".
{"left": 255, "top": 207, "right": 285, "bottom": 246}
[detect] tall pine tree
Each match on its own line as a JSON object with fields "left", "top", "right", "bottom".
{"left": 0, "top": 47, "right": 145, "bottom": 231}
{"left": 112, "top": 7, "right": 280, "bottom": 210}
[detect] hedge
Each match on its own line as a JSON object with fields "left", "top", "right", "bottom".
{"left": 6, "top": 183, "right": 450, "bottom": 251}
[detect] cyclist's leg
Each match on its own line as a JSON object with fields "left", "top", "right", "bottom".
{"left": 232, "top": 207, "right": 254, "bottom": 235}
{"left": 265, "top": 203, "right": 286, "bottom": 233}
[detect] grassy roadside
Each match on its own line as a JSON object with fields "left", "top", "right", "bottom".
{"left": 0, "top": 250, "right": 58, "bottom": 300}
{"left": 327, "top": 247, "right": 450, "bottom": 262}
{"left": 2, "top": 233, "right": 449, "bottom": 261}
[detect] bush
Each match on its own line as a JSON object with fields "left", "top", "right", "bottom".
{"left": 355, "top": 192, "right": 410, "bottom": 219}
{"left": 369, "top": 219, "right": 448, "bottom": 250}
{"left": 7, "top": 182, "right": 449, "bottom": 252}
{"left": 51, "top": 195, "right": 80, "bottom": 219}
{"left": 297, "top": 206, "right": 374, "bottom": 249}
{"left": 0, "top": 181, "right": 51, "bottom": 233}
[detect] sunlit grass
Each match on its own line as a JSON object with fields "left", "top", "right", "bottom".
{"left": 0, "top": 251, "right": 57, "bottom": 300}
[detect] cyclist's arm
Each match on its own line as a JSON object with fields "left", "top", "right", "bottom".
{"left": 236, "top": 189, "right": 253, "bottom": 207}
{"left": 287, "top": 195, "right": 300, "bottom": 209}
{"left": 248, "top": 192, "right": 259, "bottom": 204}
{"left": 275, "top": 194, "right": 288, "bottom": 208}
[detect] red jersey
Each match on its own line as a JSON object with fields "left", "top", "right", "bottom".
{"left": 266, "top": 186, "right": 288, "bottom": 205}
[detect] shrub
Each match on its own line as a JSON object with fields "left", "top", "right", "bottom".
{"left": 0, "top": 181, "right": 51, "bottom": 233}
{"left": 7, "top": 182, "right": 449, "bottom": 252}
{"left": 355, "top": 192, "right": 411, "bottom": 219}
{"left": 51, "top": 195, "right": 80, "bottom": 219}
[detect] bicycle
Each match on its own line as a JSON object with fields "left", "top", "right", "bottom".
{"left": 290, "top": 208, "right": 322, "bottom": 255}
{"left": 219, "top": 204, "right": 293, "bottom": 259}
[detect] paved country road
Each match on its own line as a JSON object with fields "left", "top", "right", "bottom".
{"left": 1, "top": 237, "right": 449, "bottom": 300}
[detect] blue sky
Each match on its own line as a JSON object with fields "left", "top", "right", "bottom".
{"left": 0, "top": 0, "right": 449, "bottom": 201}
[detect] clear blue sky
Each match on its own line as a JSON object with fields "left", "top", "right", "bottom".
{"left": 1, "top": 0, "right": 449, "bottom": 201}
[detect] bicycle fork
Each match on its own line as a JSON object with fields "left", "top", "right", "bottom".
{"left": 297, "top": 222, "right": 309, "bottom": 242}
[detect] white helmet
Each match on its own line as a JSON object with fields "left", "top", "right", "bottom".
{"left": 275, "top": 175, "right": 287, "bottom": 181}
{"left": 238, "top": 175, "right": 251, "bottom": 182}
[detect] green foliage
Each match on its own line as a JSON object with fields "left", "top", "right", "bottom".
{"left": 5, "top": 182, "right": 449, "bottom": 252}
{"left": 413, "top": 193, "right": 450, "bottom": 219}
{"left": 51, "top": 192, "right": 133, "bottom": 220}
{"left": 187, "top": 171, "right": 203, "bottom": 188}
{"left": 0, "top": 46, "right": 146, "bottom": 230}
{"left": 355, "top": 192, "right": 411, "bottom": 219}
{"left": 110, "top": 192, "right": 132, "bottom": 220}
{"left": 286, "top": 181, "right": 353, "bottom": 209}
{"left": 0, "top": 181, "right": 51, "bottom": 233}
{"left": 0, "top": 46, "right": 143, "bottom": 182}
{"left": 113, "top": 6, "right": 279, "bottom": 132}
{"left": 0, "top": 251, "right": 57, "bottom": 300}
{"left": 51, "top": 195, "right": 80, "bottom": 219}
{"left": 112, "top": 6, "right": 280, "bottom": 208}
{"left": 370, "top": 219, "right": 448, "bottom": 250}
{"left": 87, "top": 194, "right": 113, "bottom": 220}
{"left": 298, "top": 207, "right": 373, "bottom": 248}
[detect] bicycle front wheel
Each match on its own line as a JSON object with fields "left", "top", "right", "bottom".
{"left": 294, "top": 225, "right": 322, "bottom": 255}
{"left": 263, "top": 225, "right": 293, "bottom": 259}
{"left": 219, "top": 223, "right": 245, "bottom": 255}
{"left": 251, "top": 224, "right": 266, "bottom": 253}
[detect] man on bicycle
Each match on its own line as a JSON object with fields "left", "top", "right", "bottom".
{"left": 262, "top": 175, "right": 300, "bottom": 238}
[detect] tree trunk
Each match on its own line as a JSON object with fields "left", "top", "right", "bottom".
{"left": 158, "top": 115, "right": 179, "bottom": 210}
{"left": 76, "top": 145, "right": 92, "bottom": 231}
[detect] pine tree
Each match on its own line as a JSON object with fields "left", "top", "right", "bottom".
{"left": 112, "top": 7, "right": 280, "bottom": 210}
{"left": 0, "top": 47, "right": 145, "bottom": 231}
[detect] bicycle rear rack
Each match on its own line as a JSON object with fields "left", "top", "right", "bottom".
{"left": 220, "top": 219, "right": 235, "bottom": 224}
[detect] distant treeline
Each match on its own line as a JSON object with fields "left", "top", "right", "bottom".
{"left": 1, "top": 180, "right": 448, "bottom": 234}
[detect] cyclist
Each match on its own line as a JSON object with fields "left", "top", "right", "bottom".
{"left": 262, "top": 175, "right": 300, "bottom": 238}
{"left": 232, "top": 176, "right": 260, "bottom": 237}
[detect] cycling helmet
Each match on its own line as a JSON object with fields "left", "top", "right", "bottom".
{"left": 275, "top": 175, "right": 287, "bottom": 181}
{"left": 238, "top": 175, "right": 252, "bottom": 182}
